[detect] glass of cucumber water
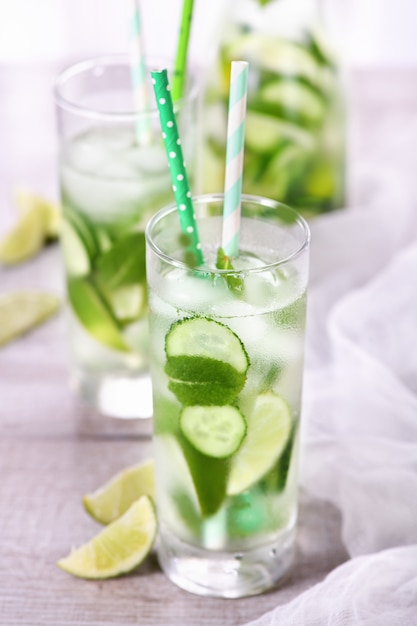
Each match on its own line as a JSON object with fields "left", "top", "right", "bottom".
{"left": 54, "top": 56, "right": 199, "bottom": 419}
{"left": 146, "top": 194, "right": 310, "bottom": 597}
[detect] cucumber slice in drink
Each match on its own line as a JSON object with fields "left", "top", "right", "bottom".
{"left": 67, "top": 277, "right": 130, "bottom": 353}
{"left": 180, "top": 405, "right": 247, "bottom": 459}
{"left": 165, "top": 317, "right": 249, "bottom": 406}
{"left": 227, "top": 392, "right": 293, "bottom": 496}
{"left": 166, "top": 317, "right": 249, "bottom": 375}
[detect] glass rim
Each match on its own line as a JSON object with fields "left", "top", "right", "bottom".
{"left": 53, "top": 54, "right": 199, "bottom": 122}
{"left": 145, "top": 193, "right": 311, "bottom": 274}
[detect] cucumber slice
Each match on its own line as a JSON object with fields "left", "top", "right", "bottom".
{"left": 180, "top": 405, "right": 247, "bottom": 459}
{"left": 165, "top": 317, "right": 249, "bottom": 406}
{"left": 166, "top": 317, "right": 249, "bottom": 374}
{"left": 67, "top": 277, "right": 130, "bottom": 353}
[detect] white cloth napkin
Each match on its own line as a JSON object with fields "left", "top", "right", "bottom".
{"left": 243, "top": 112, "right": 417, "bottom": 624}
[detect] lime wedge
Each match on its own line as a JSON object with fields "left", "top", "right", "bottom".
{"left": 0, "top": 291, "right": 60, "bottom": 347}
{"left": 0, "top": 206, "right": 47, "bottom": 265}
{"left": 83, "top": 459, "right": 155, "bottom": 525}
{"left": 95, "top": 232, "right": 146, "bottom": 290}
{"left": 180, "top": 435, "right": 230, "bottom": 517}
{"left": 67, "top": 277, "right": 130, "bottom": 353}
{"left": 57, "top": 495, "right": 157, "bottom": 579}
{"left": 227, "top": 392, "right": 293, "bottom": 496}
{"left": 14, "top": 190, "right": 61, "bottom": 239}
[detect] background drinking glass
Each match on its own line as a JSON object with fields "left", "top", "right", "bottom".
{"left": 146, "top": 193, "right": 310, "bottom": 598}
{"left": 54, "top": 55, "right": 199, "bottom": 419}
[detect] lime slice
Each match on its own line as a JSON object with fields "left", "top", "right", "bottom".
{"left": 227, "top": 392, "right": 293, "bottom": 495}
{"left": 165, "top": 317, "right": 249, "bottom": 405}
{"left": 60, "top": 217, "right": 92, "bottom": 276}
{"left": 105, "top": 283, "right": 147, "bottom": 324}
{"left": 57, "top": 495, "right": 156, "bottom": 579}
{"left": 225, "top": 33, "right": 324, "bottom": 88}
{"left": 245, "top": 111, "right": 314, "bottom": 154}
{"left": 259, "top": 80, "right": 325, "bottom": 125}
{"left": 180, "top": 405, "right": 246, "bottom": 458}
{"left": 67, "top": 277, "right": 130, "bottom": 353}
{"left": 180, "top": 435, "right": 230, "bottom": 517}
{"left": 0, "top": 206, "right": 47, "bottom": 265}
{"left": 0, "top": 291, "right": 60, "bottom": 347}
{"left": 95, "top": 232, "right": 146, "bottom": 290}
{"left": 83, "top": 458, "right": 155, "bottom": 525}
{"left": 61, "top": 208, "right": 101, "bottom": 276}
{"left": 14, "top": 190, "right": 61, "bottom": 239}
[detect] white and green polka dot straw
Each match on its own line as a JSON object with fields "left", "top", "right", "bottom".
{"left": 151, "top": 68, "right": 204, "bottom": 266}
{"left": 222, "top": 61, "right": 249, "bottom": 258}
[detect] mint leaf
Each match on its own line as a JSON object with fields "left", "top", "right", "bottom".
{"left": 216, "top": 247, "right": 244, "bottom": 293}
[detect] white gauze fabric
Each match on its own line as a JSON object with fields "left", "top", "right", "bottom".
{"left": 242, "top": 107, "right": 417, "bottom": 624}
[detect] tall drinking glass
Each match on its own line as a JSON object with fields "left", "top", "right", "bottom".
{"left": 54, "top": 56, "right": 199, "bottom": 419}
{"left": 146, "top": 194, "right": 310, "bottom": 597}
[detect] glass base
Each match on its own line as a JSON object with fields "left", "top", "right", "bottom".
{"left": 157, "top": 523, "right": 295, "bottom": 598}
{"left": 71, "top": 368, "right": 153, "bottom": 419}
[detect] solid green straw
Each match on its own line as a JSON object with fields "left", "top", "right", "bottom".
{"left": 151, "top": 68, "right": 204, "bottom": 267}
{"left": 172, "top": 0, "right": 195, "bottom": 102}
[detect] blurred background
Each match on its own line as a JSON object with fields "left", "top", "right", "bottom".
{"left": 1, "top": 0, "right": 416, "bottom": 221}
{"left": 1, "top": 0, "right": 416, "bottom": 67}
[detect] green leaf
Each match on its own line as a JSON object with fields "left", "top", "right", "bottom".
{"left": 257, "top": 0, "right": 275, "bottom": 6}
{"left": 95, "top": 232, "right": 146, "bottom": 290}
{"left": 216, "top": 247, "right": 244, "bottom": 293}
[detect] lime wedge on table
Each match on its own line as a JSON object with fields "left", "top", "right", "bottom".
{"left": 67, "top": 277, "right": 130, "bottom": 353}
{"left": 14, "top": 190, "right": 61, "bottom": 239}
{"left": 83, "top": 459, "right": 155, "bottom": 525}
{"left": 57, "top": 495, "right": 156, "bottom": 580}
{"left": 0, "top": 207, "right": 47, "bottom": 265}
{"left": 165, "top": 317, "right": 249, "bottom": 405}
{"left": 227, "top": 392, "right": 293, "bottom": 496}
{"left": 0, "top": 292, "right": 60, "bottom": 347}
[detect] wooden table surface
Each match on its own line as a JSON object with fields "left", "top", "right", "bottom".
{"left": 1, "top": 63, "right": 415, "bottom": 625}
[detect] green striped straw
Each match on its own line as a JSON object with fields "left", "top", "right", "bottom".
{"left": 151, "top": 68, "right": 204, "bottom": 267}
{"left": 222, "top": 61, "right": 249, "bottom": 258}
{"left": 172, "top": 0, "right": 195, "bottom": 102}
{"left": 129, "top": 0, "right": 152, "bottom": 144}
